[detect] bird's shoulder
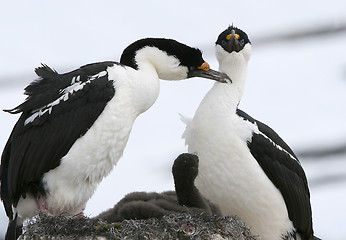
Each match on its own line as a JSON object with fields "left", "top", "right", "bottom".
{"left": 5, "top": 61, "right": 119, "bottom": 115}
{"left": 236, "top": 108, "right": 297, "bottom": 159}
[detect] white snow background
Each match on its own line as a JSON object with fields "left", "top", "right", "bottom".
{"left": 1, "top": 1, "right": 346, "bottom": 239}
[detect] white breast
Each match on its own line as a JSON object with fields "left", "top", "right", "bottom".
{"left": 183, "top": 83, "right": 294, "bottom": 240}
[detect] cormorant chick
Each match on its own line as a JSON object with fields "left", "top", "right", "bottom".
{"left": 172, "top": 153, "right": 221, "bottom": 215}
{"left": 95, "top": 153, "right": 220, "bottom": 222}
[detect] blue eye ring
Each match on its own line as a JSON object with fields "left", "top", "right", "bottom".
{"left": 221, "top": 40, "right": 227, "bottom": 46}
{"left": 239, "top": 39, "right": 245, "bottom": 45}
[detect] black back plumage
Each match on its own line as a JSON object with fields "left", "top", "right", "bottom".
{"left": 1, "top": 61, "right": 116, "bottom": 218}
{"left": 6, "top": 62, "right": 116, "bottom": 115}
{"left": 236, "top": 109, "right": 313, "bottom": 239}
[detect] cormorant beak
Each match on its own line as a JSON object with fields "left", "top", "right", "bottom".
{"left": 225, "top": 29, "right": 243, "bottom": 53}
{"left": 188, "top": 61, "right": 231, "bottom": 83}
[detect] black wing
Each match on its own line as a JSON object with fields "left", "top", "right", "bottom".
{"left": 0, "top": 61, "right": 117, "bottom": 218}
{"left": 236, "top": 109, "right": 298, "bottom": 159}
{"left": 237, "top": 109, "right": 313, "bottom": 239}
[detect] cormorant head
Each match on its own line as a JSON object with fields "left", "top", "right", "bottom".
{"left": 214, "top": 25, "right": 252, "bottom": 91}
{"left": 120, "top": 38, "right": 230, "bottom": 83}
{"left": 216, "top": 25, "right": 251, "bottom": 54}
{"left": 215, "top": 25, "right": 252, "bottom": 65}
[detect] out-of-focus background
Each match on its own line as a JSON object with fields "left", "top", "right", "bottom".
{"left": 1, "top": 1, "right": 345, "bottom": 239}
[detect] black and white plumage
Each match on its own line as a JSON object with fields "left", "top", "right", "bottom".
{"left": 182, "top": 26, "right": 318, "bottom": 240}
{"left": 0, "top": 38, "right": 229, "bottom": 240}
{"left": 96, "top": 153, "right": 221, "bottom": 222}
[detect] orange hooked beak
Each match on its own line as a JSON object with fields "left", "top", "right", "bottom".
{"left": 197, "top": 61, "right": 210, "bottom": 71}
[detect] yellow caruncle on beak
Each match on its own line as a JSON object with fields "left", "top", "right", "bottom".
{"left": 197, "top": 61, "right": 210, "bottom": 71}
{"left": 226, "top": 33, "right": 240, "bottom": 40}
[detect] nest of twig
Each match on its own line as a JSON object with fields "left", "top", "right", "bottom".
{"left": 20, "top": 212, "right": 258, "bottom": 240}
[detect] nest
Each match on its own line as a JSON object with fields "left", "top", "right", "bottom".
{"left": 20, "top": 212, "right": 258, "bottom": 240}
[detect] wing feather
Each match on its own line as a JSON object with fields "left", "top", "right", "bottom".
{"left": 239, "top": 109, "right": 313, "bottom": 239}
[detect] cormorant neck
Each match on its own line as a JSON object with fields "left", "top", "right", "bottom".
{"left": 215, "top": 44, "right": 251, "bottom": 100}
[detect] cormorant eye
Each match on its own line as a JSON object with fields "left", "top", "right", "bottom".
{"left": 221, "top": 40, "right": 227, "bottom": 46}
{"left": 189, "top": 66, "right": 196, "bottom": 71}
{"left": 239, "top": 39, "right": 245, "bottom": 45}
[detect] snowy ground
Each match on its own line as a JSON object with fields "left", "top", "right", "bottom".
{"left": 1, "top": 1, "right": 346, "bottom": 239}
